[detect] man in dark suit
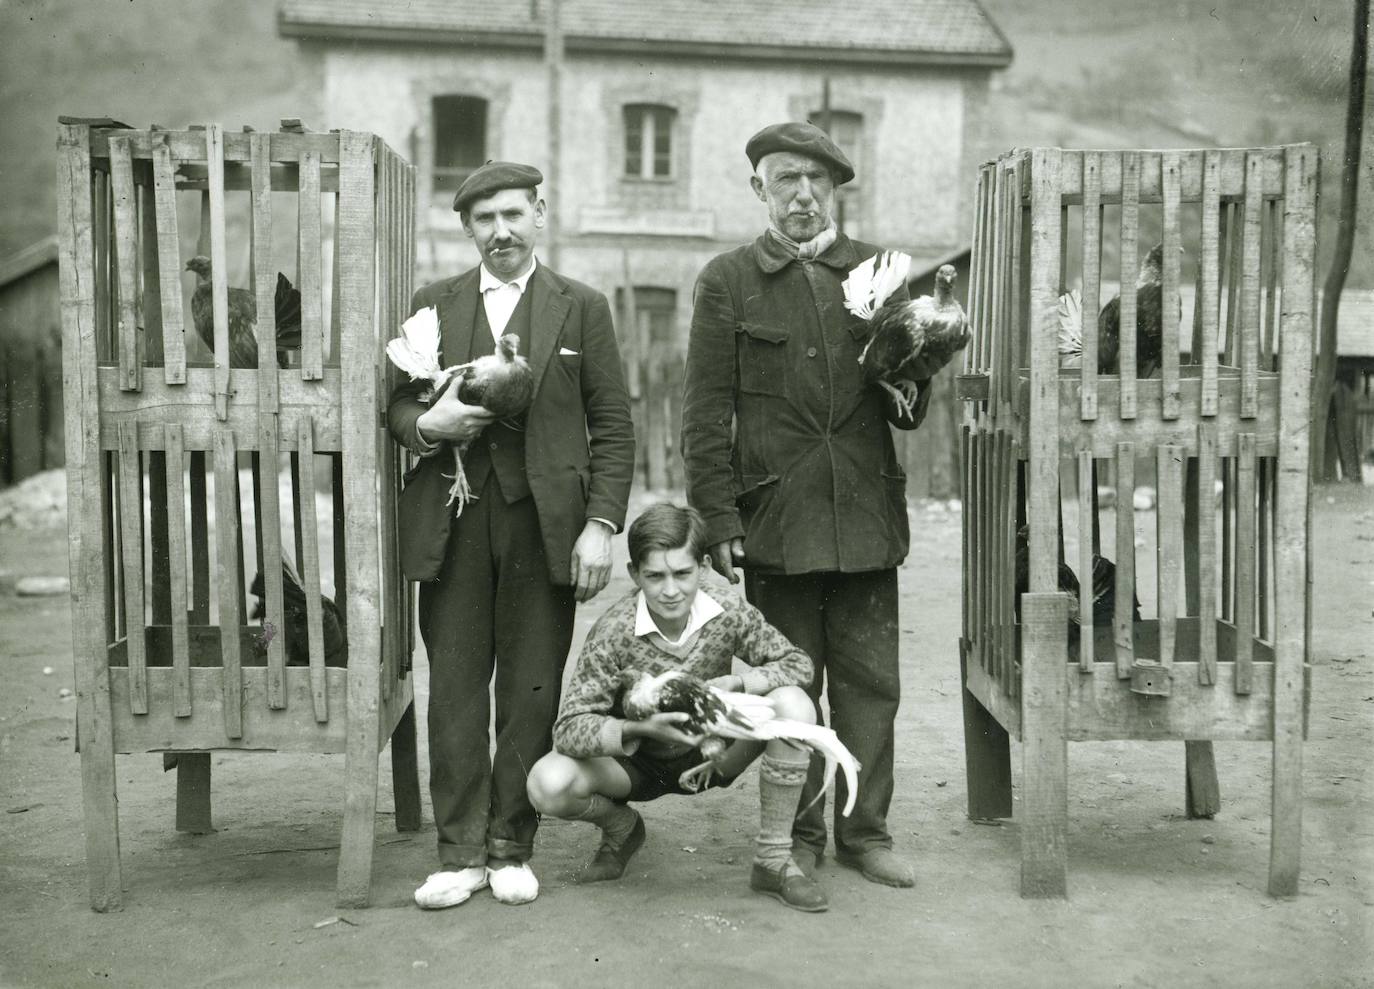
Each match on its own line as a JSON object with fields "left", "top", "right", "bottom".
{"left": 388, "top": 161, "right": 635, "bottom": 909}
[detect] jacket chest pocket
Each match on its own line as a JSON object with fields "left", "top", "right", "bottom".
{"left": 735, "top": 321, "right": 790, "bottom": 397}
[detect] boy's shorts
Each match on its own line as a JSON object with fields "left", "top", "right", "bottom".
{"left": 614, "top": 744, "right": 742, "bottom": 802}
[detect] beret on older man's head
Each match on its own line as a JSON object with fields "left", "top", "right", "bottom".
{"left": 745, "top": 122, "right": 855, "bottom": 186}
{"left": 452, "top": 161, "right": 544, "bottom": 213}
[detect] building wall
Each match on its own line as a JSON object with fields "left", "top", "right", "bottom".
{"left": 318, "top": 45, "right": 986, "bottom": 297}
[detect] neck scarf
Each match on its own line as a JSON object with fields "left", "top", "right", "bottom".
{"left": 768, "top": 222, "right": 838, "bottom": 261}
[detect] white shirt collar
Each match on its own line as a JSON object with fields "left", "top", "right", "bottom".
{"left": 479, "top": 257, "right": 537, "bottom": 295}
{"left": 634, "top": 589, "right": 725, "bottom": 646}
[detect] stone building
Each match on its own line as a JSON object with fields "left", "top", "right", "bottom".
{"left": 278, "top": 0, "right": 1011, "bottom": 341}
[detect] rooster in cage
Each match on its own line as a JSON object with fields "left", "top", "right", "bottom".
{"left": 385, "top": 306, "right": 535, "bottom": 515}
{"left": 848, "top": 253, "right": 970, "bottom": 420}
{"left": 185, "top": 255, "right": 302, "bottom": 369}
{"left": 250, "top": 557, "right": 347, "bottom": 668}
{"left": 1056, "top": 243, "right": 1183, "bottom": 378}
{"left": 618, "top": 668, "right": 860, "bottom": 814}
{"left": 1012, "top": 525, "right": 1141, "bottom": 655}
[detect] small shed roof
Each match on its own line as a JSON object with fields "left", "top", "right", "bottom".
{"left": 0, "top": 237, "right": 59, "bottom": 290}
{"left": 278, "top": 0, "right": 1013, "bottom": 66}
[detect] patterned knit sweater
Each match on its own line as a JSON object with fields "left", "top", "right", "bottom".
{"left": 552, "top": 584, "right": 813, "bottom": 759}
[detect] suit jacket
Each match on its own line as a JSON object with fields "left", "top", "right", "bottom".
{"left": 388, "top": 263, "right": 635, "bottom": 585}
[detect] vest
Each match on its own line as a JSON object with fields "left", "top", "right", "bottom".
{"left": 462, "top": 286, "right": 533, "bottom": 504}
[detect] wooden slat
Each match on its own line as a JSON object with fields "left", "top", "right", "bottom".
{"left": 330, "top": 191, "right": 343, "bottom": 365}
{"left": 258, "top": 421, "right": 287, "bottom": 709}
{"left": 1160, "top": 152, "right": 1182, "bottom": 419}
{"left": 1224, "top": 202, "right": 1242, "bottom": 365}
{"left": 1258, "top": 457, "right": 1273, "bottom": 640}
{"left": 89, "top": 128, "right": 343, "bottom": 164}
{"left": 1220, "top": 455, "right": 1234, "bottom": 621}
{"left": 1010, "top": 156, "right": 1028, "bottom": 384}
{"left": 1199, "top": 151, "right": 1221, "bottom": 415}
{"left": 1233, "top": 432, "right": 1257, "bottom": 694}
{"left": 297, "top": 418, "right": 329, "bottom": 723}
{"left": 1045, "top": 146, "right": 1287, "bottom": 200}
{"left": 961, "top": 426, "right": 972, "bottom": 646}
{"left": 1118, "top": 152, "right": 1139, "bottom": 418}
{"left": 1080, "top": 152, "right": 1101, "bottom": 419}
{"left": 1077, "top": 449, "right": 1094, "bottom": 672}
{"left": 965, "top": 168, "right": 986, "bottom": 375}
{"left": 1155, "top": 445, "right": 1184, "bottom": 674}
{"left": 336, "top": 129, "right": 383, "bottom": 908}
{"left": 1113, "top": 442, "right": 1135, "bottom": 677}
{"left": 150, "top": 137, "right": 187, "bottom": 383}
{"left": 1028, "top": 150, "right": 1063, "bottom": 595}
{"left": 1196, "top": 423, "right": 1219, "bottom": 685}
{"left": 213, "top": 429, "right": 245, "bottom": 740}
{"left": 205, "top": 124, "right": 231, "bottom": 420}
{"left": 973, "top": 428, "right": 986, "bottom": 673}
{"left": 140, "top": 181, "right": 164, "bottom": 374}
{"left": 93, "top": 169, "right": 112, "bottom": 364}
{"left": 1005, "top": 439, "right": 1020, "bottom": 698}
{"left": 107, "top": 137, "right": 142, "bottom": 392}
{"left": 58, "top": 122, "right": 123, "bottom": 911}
{"left": 1269, "top": 143, "right": 1316, "bottom": 897}
{"left": 991, "top": 430, "right": 1007, "bottom": 688}
{"left": 1240, "top": 151, "right": 1263, "bottom": 418}
{"left": 116, "top": 421, "right": 147, "bottom": 713}
{"left": 299, "top": 150, "right": 325, "bottom": 380}
{"left": 1019, "top": 591, "right": 1069, "bottom": 898}
{"left": 250, "top": 135, "right": 280, "bottom": 402}
{"left": 988, "top": 163, "right": 1006, "bottom": 411}
{"left": 164, "top": 425, "right": 191, "bottom": 717}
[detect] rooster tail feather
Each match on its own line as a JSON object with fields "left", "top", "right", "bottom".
{"left": 1057, "top": 289, "right": 1084, "bottom": 366}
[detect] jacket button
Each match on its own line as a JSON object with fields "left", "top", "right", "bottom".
{"left": 489, "top": 442, "right": 498, "bottom": 450}
{"left": 806, "top": 347, "right": 818, "bottom": 358}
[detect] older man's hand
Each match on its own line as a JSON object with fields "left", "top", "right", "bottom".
{"left": 416, "top": 383, "right": 498, "bottom": 443}
{"left": 708, "top": 538, "right": 746, "bottom": 584}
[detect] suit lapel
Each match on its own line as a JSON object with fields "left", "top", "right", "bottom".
{"left": 437, "top": 269, "right": 481, "bottom": 368}
{"left": 528, "top": 265, "right": 571, "bottom": 402}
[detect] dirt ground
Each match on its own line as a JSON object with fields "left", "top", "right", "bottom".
{"left": 1, "top": 485, "right": 1371, "bottom": 989}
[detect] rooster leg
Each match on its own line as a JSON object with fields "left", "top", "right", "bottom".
{"left": 442, "top": 449, "right": 477, "bottom": 515}
{"left": 678, "top": 762, "right": 716, "bottom": 793}
{"left": 878, "top": 379, "right": 916, "bottom": 420}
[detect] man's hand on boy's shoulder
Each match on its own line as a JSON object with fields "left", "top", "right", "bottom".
{"left": 623, "top": 711, "right": 703, "bottom": 748}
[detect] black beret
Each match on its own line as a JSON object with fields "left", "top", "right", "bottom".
{"left": 745, "top": 122, "right": 854, "bottom": 186}
{"left": 452, "top": 161, "right": 544, "bottom": 213}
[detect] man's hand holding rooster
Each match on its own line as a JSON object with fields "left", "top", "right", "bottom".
{"left": 415, "top": 382, "right": 498, "bottom": 443}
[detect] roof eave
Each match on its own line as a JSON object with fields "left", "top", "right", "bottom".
{"left": 277, "top": 17, "right": 1012, "bottom": 68}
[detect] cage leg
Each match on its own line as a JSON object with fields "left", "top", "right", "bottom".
{"left": 78, "top": 699, "right": 122, "bottom": 912}
{"left": 1019, "top": 592, "right": 1069, "bottom": 898}
{"left": 960, "top": 641, "right": 1013, "bottom": 820}
{"left": 390, "top": 701, "right": 422, "bottom": 833}
{"left": 1184, "top": 740, "right": 1221, "bottom": 819}
{"left": 174, "top": 753, "right": 213, "bottom": 834}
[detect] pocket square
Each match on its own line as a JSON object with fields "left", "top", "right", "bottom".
{"left": 559, "top": 347, "right": 580, "bottom": 356}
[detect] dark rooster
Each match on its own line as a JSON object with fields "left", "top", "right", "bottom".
{"left": 1058, "top": 244, "right": 1182, "bottom": 378}
{"left": 250, "top": 557, "right": 347, "bottom": 667}
{"left": 185, "top": 255, "right": 302, "bottom": 369}
{"left": 853, "top": 259, "right": 970, "bottom": 420}
{"left": 1012, "top": 525, "right": 1141, "bottom": 655}
{"left": 618, "top": 668, "right": 859, "bottom": 812}
{"left": 386, "top": 311, "right": 535, "bottom": 514}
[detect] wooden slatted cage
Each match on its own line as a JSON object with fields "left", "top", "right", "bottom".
{"left": 56, "top": 120, "right": 420, "bottom": 910}
{"left": 956, "top": 146, "right": 1317, "bottom": 898}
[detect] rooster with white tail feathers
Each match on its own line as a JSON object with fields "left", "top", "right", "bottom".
{"left": 386, "top": 306, "right": 534, "bottom": 515}
{"left": 619, "top": 668, "right": 861, "bottom": 815}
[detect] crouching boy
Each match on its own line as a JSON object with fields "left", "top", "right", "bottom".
{"left": 526, "top": 502, "right": 826, "bottom": 911}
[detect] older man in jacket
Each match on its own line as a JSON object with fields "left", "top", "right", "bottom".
{"left": 681, "top": 122, "right": 931, "bottom": 888}
{"left": 389, "top": 161, "right": 634, "bottom": 909}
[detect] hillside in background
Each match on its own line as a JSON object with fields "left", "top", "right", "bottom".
{"left": 1, "top": 0, "right": 1369, "bottom": 283}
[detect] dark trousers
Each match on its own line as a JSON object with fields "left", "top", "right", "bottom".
{"left": 417, "top": 475, "right": 575, "bottom": 868}
{"left": 745, "top": 567, "right": 900, "bottom": 856}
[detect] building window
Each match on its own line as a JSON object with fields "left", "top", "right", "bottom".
{"left": 623, "top": 104, "right": 675, "bottom": 180}
{"left": 808, "top": 109, "right": 863, "bottom": 188}
{"left": 433, "top": 94, "right": 488, "bottom": 196}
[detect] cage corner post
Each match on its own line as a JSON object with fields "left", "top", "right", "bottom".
{"left": 335, "top": 129, "right": 383, "bottom": 908}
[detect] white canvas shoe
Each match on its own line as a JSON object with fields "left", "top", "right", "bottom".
{"left": 487, "top": 862, "right": 539, "bottom": 905}
{"left": 414, "top": 866, "right": 488, "bottom": 909}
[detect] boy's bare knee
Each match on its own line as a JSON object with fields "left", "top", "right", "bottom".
{"left": 767, "top": 684, "right": 815, "bottom": 724}
{"left": 527, "top": 753, "right": 579, "bottom": 814}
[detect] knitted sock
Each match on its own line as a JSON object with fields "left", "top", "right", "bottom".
{"left": 573, "top": 793, "right": 638, "bottom": 849}
{"left": 755, "top": 753, "right": 811, "bottom": 872}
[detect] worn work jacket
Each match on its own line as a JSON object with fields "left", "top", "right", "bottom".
{"left": 681, "top": 231, "right": 932, "bottom": 575}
